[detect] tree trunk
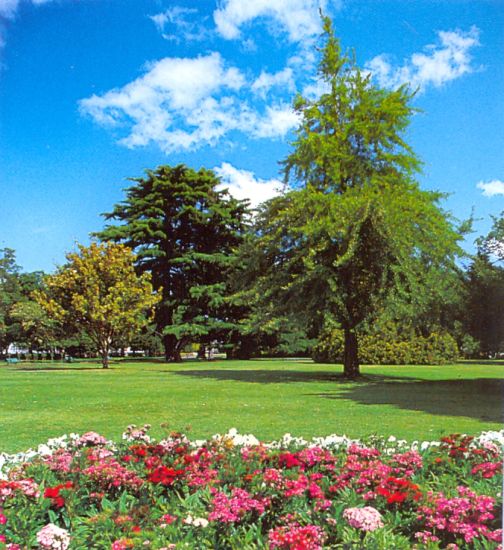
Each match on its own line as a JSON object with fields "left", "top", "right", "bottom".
{"left": 163, "top": 334, "right": 182, "bottom": 362}
{"left": 197, "top": 344, "right": 206, "bottom": 360}
{"left": 343, "top": 327, "right": 360, "bottom": 378}
{"left": 101, "top": 353, "right": 109, "bottom": 369}
{"left": 100, "top": 340, "right": 110, "bottom": 369}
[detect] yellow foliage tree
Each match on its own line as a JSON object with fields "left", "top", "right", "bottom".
{"left": 34, "top": 242, "right": 160, "bottom": 368}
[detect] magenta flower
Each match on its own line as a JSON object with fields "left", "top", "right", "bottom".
{"left": 269, "top": 523, "right": 326, "bottom": 549}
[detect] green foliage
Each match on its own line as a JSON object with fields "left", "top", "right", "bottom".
{"left": 96, "top": 164, "right": 250, "bottom": 361}
{"left": 313, "top": 325, "right": 459, "bottom": 365}
{"left": 461, "top": 213, "right": 504, "bottom": 357}
{"left": 34, "top": 242, "right": 159, "bottom": 368}
{"left": 0, "top": 249, "right": 50, "bottom": 356}
{"left": 244, "top": 18, "right": 463, "bottom": 378}
{"left": 0, "top": 248, "right": 22, "bottom": 354}
{"left": 283, "top": 17, "right": 421, "bottom": 191}
{"left": 9, "top": 300, "right": 58, "bottom": 351}
{"left": 476, "top": 210, "right": 504, "bottom": 263}
{"left": 463, "top": 253, "right": 504, "bottom": 357}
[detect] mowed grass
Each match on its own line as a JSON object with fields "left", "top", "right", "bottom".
{"left": 0, "top": 359, "right": 502, "bottom": 453}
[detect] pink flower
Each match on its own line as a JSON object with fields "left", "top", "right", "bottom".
{"left": 82, "top": 458, "right": 143, "bottom": 491}
{"left": 284, "top": 474, "right": 309, "bottom": 498}
{"left": 0, "top": 479, "right": 40, "bottom": 503}
{"left": 208, "top": 488, "right": 268, "bottom": 523}
{"left": 36, "top": 523, "right": 70, "bottom": 550}
{"left": 391, "top": 450, "right": 423, "bottom": 476}
{"left": 262, "top": 468, "right": 284, "bottom": 488}
{"left": 75, "top": 431, "right": 107, "bottom": 447}
{"left": 269, "top": 523, "right": 326, "bottom": 550}
{"left": 343, "top": 506, "right": 384, "bottom": 531}
{"left": 471, "top": 461, "right": 502, "bottom": 479}
{"left": 418, "top": 486, "right": 497, "bottom": 544}
{"left": 44, "top": 450, "right": 74, "bottom": 473}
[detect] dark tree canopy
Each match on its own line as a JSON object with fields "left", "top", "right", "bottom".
{"left": 97, "top": 164, "right": 250, "bottom": 361}
{"left": 464, "top": 213, "right": 504, "bottom": 356}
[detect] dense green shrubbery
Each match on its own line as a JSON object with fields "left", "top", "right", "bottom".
{"left": 312, "top": 326, "right": 459, "bottom": 365}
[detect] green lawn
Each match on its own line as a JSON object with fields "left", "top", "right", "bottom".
{"left": 0, "top": 359, "right": 502, "bottom": 453}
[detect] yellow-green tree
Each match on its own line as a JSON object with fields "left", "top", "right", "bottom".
{"left": 35, "top": 242, "right": 159, "bottom": 368}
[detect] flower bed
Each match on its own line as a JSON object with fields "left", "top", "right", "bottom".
{"left": 0, "top": 426, "right": 502, "bottom": 549}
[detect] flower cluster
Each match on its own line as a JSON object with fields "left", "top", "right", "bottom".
{"left": 417, "top": 486, "right": 501, "bottom": 545}
{"left": 268, "top": 522, "right": 326, "bottom": 549}
{"left": 36, "top": 523, "right": 70, "bottom": 550}
{"left": 75, "top": 431, "right": 108, "bottom": 447}
{"left": 343, "top": 506, "right": 384, "bottom": 531}
{"left": 0, "top": 427, "right": 501, "bottom": 549}
{"left": 208, "top": 487, "right": 269, "bottom": 522}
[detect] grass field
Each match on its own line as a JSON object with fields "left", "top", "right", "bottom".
{"left": 0, "top": 359, "right": 502, "bottom": 453}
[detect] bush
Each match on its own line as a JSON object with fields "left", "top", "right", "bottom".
{"left": 313, "top": 327, "right": 459, "bottom": 365}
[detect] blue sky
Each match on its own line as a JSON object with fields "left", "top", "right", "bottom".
{"left": 1, "top": 0, "right": 502, "bottom": 273}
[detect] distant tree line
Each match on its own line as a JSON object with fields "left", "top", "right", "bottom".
{"left": 1, "top": 205, "right": 502, "bottom": 370}
{"left": 1, "top": 17, "right": 502, "bottom": 375}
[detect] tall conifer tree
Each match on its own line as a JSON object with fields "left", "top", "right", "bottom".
{"left": 245, "top": 17, "right": 463, "bottom": 377}
{"left": 97, "top": 164, "right": 250, "bottom": 361}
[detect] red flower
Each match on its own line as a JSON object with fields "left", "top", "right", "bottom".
{"left": 278, "top": 453, "right": 302, "bottom": 469}
{"left": 147, "top": 466, "right": 185, "bottom": 486}
{"left": 375, "top": 477, "right": 421, "bottom": 506}
{"left": 43, "top": 482, "right": 73, "bottom": 508}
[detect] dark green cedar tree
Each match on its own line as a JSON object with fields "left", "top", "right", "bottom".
{"left": 97, "top": 164, "right": 250, "bottom": 361}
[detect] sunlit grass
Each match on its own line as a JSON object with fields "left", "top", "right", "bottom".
{"left": 0, "top": 359, "right": 502, "bottom": 452}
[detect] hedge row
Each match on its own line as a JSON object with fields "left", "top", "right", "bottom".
{"left": 312, "top": 328, "right": 459, "bottom": 365}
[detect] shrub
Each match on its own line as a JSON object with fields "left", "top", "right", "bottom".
{"left": 313, "top": 327, "right": 459, "bottom": 365}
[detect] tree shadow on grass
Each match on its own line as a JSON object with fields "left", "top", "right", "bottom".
{"left": 307, "top": 378, "right": 504, "bottom": 423}
{"left": 173, "top": 369, "right": 503, "bottom": 422}
{"left": 171, "top": 369, "right": 416, "bottom": 385}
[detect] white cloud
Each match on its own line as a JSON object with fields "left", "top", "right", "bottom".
{"left": 251, "top": 67, "right": 295, "bottom": 98}
{"left": 149, "top": 6, "right": 209, "bottom": 43}
{"left": 0, "top": 0, "right": 55, "bottom": 18}
{"left": 0, "top": 0, "right": 20, "bottom": 18}
{"left": 80, "top": 52, "right": 299, "bottom": 153}
{"left": 366, "top": 26, "right": 480, "bottom": 91}
{"left": 477, "top": 180, "right": 504, "bottom": 197}
{"left": 213, "top": 0, "right": 332, "bottom": 43}
{"left": 0, "top": 0, "right": 59, "bottom": 52}
{"left": 215, "top": 162, "right": 283, "bottom": 208}
{"left": 253, "top": 104, "right": 300, "bottom": 138}
{"left": 302, "top": 77, "right": 330, "bottom": 100}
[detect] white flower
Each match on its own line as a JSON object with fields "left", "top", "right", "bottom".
{"left": 183, "top": 515, "right": 209, "bottom": 527}
{"left": 36, "top": 523, "right": 70, "bottom": 550}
